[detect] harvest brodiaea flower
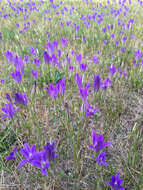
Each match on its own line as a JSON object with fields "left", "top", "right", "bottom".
{"left": 18, "top": 143, "right": 37, "bottom": 168}
{"left": 18, "top": 141, "right": 58, "bottom": 176}
{"left": 5, "top": 147, "right": 18, "bottom": 161}
{"left": 14, "top": 92, "right": 28, "bottom": 106}
{"left": 107, "top": 172, "right": 125, "bottom": 190}
{"left": 89, "top": 129, "right": 112, "bottom": 152}
{"left": 96, "top": 152, "right": 108, "bottom": 166}
{"left": 11, "top": 70, "right": 23, "bottom": 83}
{"left": 1, "top": 103, "right": 17, "bottom": 119}
{"left": 94, "top": 74, "right": 101, "bottom": 92}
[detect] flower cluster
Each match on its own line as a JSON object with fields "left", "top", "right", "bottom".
{"left": 75, "top": 73, "right": 99, "bottom": 117}
{"left": 45, "top": 77, "right": 66, "bottom": 99}
{"left": 89, "top": 129, "right": 112, "bottom": 166}
{"left": 5, "top": 141, "right": 58, "bottom": 176}
{"left": 89, "top": 130, "right": 124, "bottom": 189}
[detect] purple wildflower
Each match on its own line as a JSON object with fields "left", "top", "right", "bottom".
{"left": 76, "top": 54, "right": 82, "bottom": 64}
{"left": 109, "top": 65, "right": 116, "bottom": 75}
{"left": 32, "top": 70, "right": 38, "bottom": 80}
{"left": 85, "top": 102, "right": 99, "bottom": 117}
{"left": 5, "top": 147, "right": 18, "bottom": 161}
{"left": 96, "top": 152, "right": 108, "bottom": 166}
{"left": 31, "top": 150, "right": 50, "bottom": 176}
{"left": 88, "top": 129, "right": 112, "bottom": 152}
{"left": 1, "top": 103, "right": 17, "bottom": 119}
{"left": 79, "top": 83, "right": 90, "bottom": 101}
{"left": 80, "top": 63, "right": 87, "bottom": 72}
{"left": 122, "top": 36, "right": 127, "bottom": 43}
{"left": 0, "top": 80, "right": 5, "bottom": 84}
{"left": 94, "top": 74, "right": 101, "bottom": 92}
{"left": 43, "top": 140, "right": 58, "bottom": 162}
{"left": 4, "top": 50, "right": 13, "bottom": 63}
{"left": 57, "top": 77, "right": 66, "bottom": 95}
{"left": 45, "top": 83, "right": 58, "bottom": 99}
{"left": 6, "top": 93, "right": 12, "bottom": 102}
{"left": 18, "top": 143, "right": 37, "bottom": 168}
{"left": 61, "top": 37, "right": 67, "bottom": 48}
{"left": 34, "top": 58, "right": 40, "bottom": 67}
{"left": 30, "top": 48, "right": 37, "bottom": 56}
{"left": 11, "top": 70, "right": 23, "bottom": 83}
{"left": 14, "top": 92, "right": 28, "bottom": 106}
{"left": 107, "top": 173, "right": 125, "bottom": 190}
{"left": 43, "top": 51, "right": 51, "bottom": 64}
{"left": 102, "top": 78, "right": 112, "bottom": 90}
{"left": 75, "top": 73, "right": 83, "bottom": 89}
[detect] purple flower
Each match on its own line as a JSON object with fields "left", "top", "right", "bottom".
{"left": 45, "top": 83, "right": 58, "bottom": 99}
{"left": 61, "top": 37, "right": 67, "bottom": 48}
{"left": 122, "top": 36, "right": 127, "bottom": 43}
{"left": 80, "top": 63, "right": 87, "bottom": 72}
{"left": 93, "top": 75, "right": 101, "bottom": 92}
{"left": 88, "top": 129, "right": 112, "bottom": 152}
{"left": 6, "top": 93, "right": 12, "bottom": 102}
{"left": 85, "top": 102, "right": 99, "bottom": 117}
{"left": 31, "top": 150, "right": 50, "bottom": 176}
{"left": 57, "top": 77, "right": 66, "bottom": 95}
{"left": 13, "top": 56, "right": 24, "bottom": 73}
{"left": 32, "top": 140, "right": 58, "bottom": 176}
{"left": 75, "top": 73, "right": 83, "bottom": 89}
{"left": 30, "top": 48, "right": 37, "bottom": 56}
{"left": 18, "top": 143, "right": 37, "bottom": 168}
{"left": 1, "top": 103, "right": 17, "bottom": 119}
{"left": 107, "top": 173, "right": 125, "bottom": 190}
{"left": 24, "top": 55, "right": 30, "bottom": 63}
{"left": 5, "top": 147, "right": 18, "bottom": 161}
{"left": 4, "top": 50, "right": 13, "bottom": 63}
{"left": 76, "top": 54, "right": 82, "bottom": 64}
{"left": 34, "top": 58, "right": 40, "bottom": 66}
{"left": 69, "top": 65, "right": 74, "bottom": 71}
{"left": 0, "top": 79, "right": 5, "bottom": 84}
{"left": 79, "top": 83, "right": 90, "bottom": 101}
{"left": 93, "top": 56, "right": 99, "bottom": 64}
{"left": 102, "top": 78, "right": 112, "bottom": 90}
{"left": 28, "top": 141, "right": 57, "bottom": 176}
{"left": 120, "top": 47, "right": 125, "bottom": 53}
{"left": 111, "top": 33, "right": 115, "bottom": 39}
{"left": 94, "top": 74, "right": 101, "bottom": 92}
{"left": 96, "top": 152, "right": 108, "bottom": 166}
{"left": 109, "top": 65, "right": 116, "bottom": 75}
{"left": 14, "top": 92, "right": 28, "bottom": 106}
{"left": 43, "top": 140, "right": 58, "bottom": 162}
{"left": 74, "top": 24, "right": 80, "bottom": 32}
{"left": 32, "top": 70, "right": 38, "bottom": 80}
{"left": 104, "top": 40, "right": 108, "bottom": 45}
{"left": 115, "top": 40, "right": 119, "bottom": 46}
{"left": 11, "top": 70, "right": 23, "bottom": 83}
{"left": 43, "top": 51, "right": 51, "bottom": 64}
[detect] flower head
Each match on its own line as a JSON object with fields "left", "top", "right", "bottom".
{"left": 11, "top": 70, "right": 23, "bottom": 83}
{"left": 14, "top": 92, "right": 28, "bottom": 106}
{"left": 1, "top": 103, "right": 17, "bottom": 119}
{"left": 107, "top": 173, "right": 125, "bottom": 190}
{"left": 96, "top": 152, "right": 108, "bottom": 166}
{"left": 18, "top": 143, "right": 37, "bottom": 168}
{"left": 94, "top": 74, "right": 101, "bottom": 92}
{"left": 89, "top": 129, "right": 112, "bottom": 152}
{"left": 5, "top": 147, "right": 18, "bottom": 161}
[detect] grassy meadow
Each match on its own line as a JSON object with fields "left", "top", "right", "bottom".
{"left": 0, "top": 0, "right": 143, "bottom": 189}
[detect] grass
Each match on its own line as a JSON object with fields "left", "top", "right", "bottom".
{"left": 0, "top": 0, "right": 143, "bottom": 189}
